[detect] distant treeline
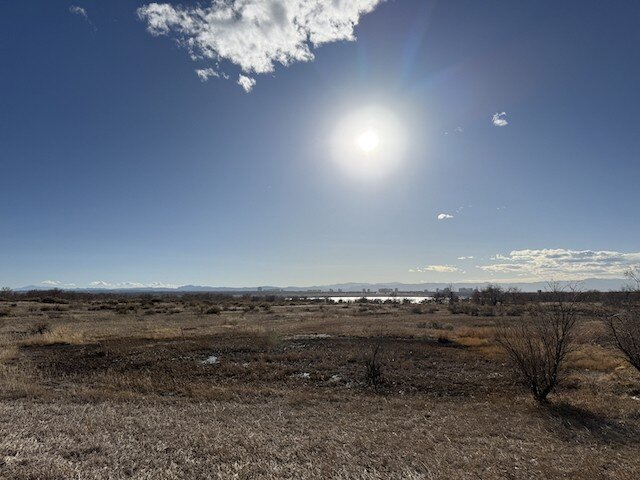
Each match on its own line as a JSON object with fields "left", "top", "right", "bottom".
{"left": 1, "top": 286, "right": 638, "bottom": 306}
{"left": 469, "top": 286, "right": 640, "bottom": 306}
{"left": 0, "top": 289, "right": 272, "bottom": 304}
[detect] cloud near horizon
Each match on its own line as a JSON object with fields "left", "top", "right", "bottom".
{"left": 437, "top": 213, "right": 454, "bottom": 220}
{"left": 41, "top": 280, "right": 77, "bottom": 288}
{"left": 137, "top": 0, "right": 384, "bottom": 90}
{"left": 89, "top": 281, "right": 179, "bottom": 289}
{"left": 410, "top": 265, "right": 461, "bottom": 274}
{"left": 480, "top": 249, "right": 640, "bottom": 280}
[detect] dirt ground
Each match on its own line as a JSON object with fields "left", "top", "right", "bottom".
{"left": 0, "top": 298, "right": 638, "bottom": 479}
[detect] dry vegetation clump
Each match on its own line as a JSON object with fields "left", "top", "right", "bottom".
{"left": 21, "top": 325, "right": 86, "bottom": 346}
{"left": 567, "top": 344, "right": 625, "bottom": 373}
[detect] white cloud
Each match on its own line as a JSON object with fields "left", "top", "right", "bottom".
{"left": 41, "top": 280, "right": 77, "bottom": 288}
{"left": 195, "top": 68, "right": 219, "bottom": 82}
{"left": 492, "top": 112, "right": 508, "bottom": 127}
{"left": 479, "top": 249, "right": 640, "bottom": 280}
{"left": 437, "top": 213, "right": 454, "bottom": 220}
{"left": 69, "top": 5, "right": 95, "bottom": 29}
{"left": 69, "top": 5, "right": 88, "bottom": 19}
{"left": 237, "top": 74, "right": 256, "bottom": 92}
{"left": 410, "top": 265, "right": 461, "bottom": 274}
{"left": 457, "top": 256, "right": 474, "bottom": 260}
{"left": 137, "top": 0, "right": 384, "bottom": 91}
{"left": 89, "top": 281, "right": 179, "bottom": 289}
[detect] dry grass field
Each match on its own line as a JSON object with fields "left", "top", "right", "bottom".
{"left": 0, "top": 296, "right": 638, "bottom": 479}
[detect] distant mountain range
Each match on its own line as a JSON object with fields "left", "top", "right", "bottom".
{"left": 13, "top": 278, "right": 630, "bottom": 293}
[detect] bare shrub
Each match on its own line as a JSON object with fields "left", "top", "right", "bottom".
{"left": 496, "top": 284, "right": 579, "bottom": 402}
{"left": 29, "top": 322, "right": 51, "bottom": 335}
{"left": 449, "top": 302, "right": 479, "bottom": 316}
{"left": 605, "top": 308, "right": 640, "bottom": 372}
{"left": 0, "top": 287, "right": 13, "bottom": 301}
{"left": 364, "top": 343, "right": 383, "bottom": 389}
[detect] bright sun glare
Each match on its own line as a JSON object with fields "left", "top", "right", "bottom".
{"left": 331, "top": 105, "right": 406, "bottom": 181}
{"left": 356, "top": 130, "right": 380, "bottom": 153}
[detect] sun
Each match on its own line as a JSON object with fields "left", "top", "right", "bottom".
{"left": 356, "top": 130, "right": 380, "bottom": 153}
{"left": 330, "top": 105, "right": 407, "bottom": 180}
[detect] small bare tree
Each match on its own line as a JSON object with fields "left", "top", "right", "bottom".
{"left": 605, "top": 309, "right": 640, "bottom": 372}
{"left": 603, "top": 268, "right": 640, "bottom": 372}
{"left": 625, "top": 267, "right": 640, "bottom": 291}
{"left": 496, "top": 283, "right": 579, "bottom": 402}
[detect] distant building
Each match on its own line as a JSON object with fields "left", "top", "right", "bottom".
{"left": 378, "top": 288, "right": 394, "bottom": 294}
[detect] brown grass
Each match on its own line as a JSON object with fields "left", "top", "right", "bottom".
{"left": 0, "top": 299, "right": 637, "bottom": 478}
{"left": 567, "top": 344, "right": 626, "bottom": 372}
{"left": 21, "top": 325, "right": 86, "bottom": 346}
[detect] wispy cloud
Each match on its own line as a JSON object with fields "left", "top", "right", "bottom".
{"left": 137, "top": 0, "right": 384, "bottom": 90}
{"left": 89, "top": 281, "right": 179, "bottom": 289}
{"left": 457, "top": 256, "right": 474, "bottom": 260}
{"left": 437, "top": 213, "right": 454, "bottom": 220}
{"left": 492, "top": 112, "right": 508, "bottom": 127}
{"left": 195, "top": 68, "right": 219, "bottom": 82}
{"left": 41, "top": 280, "right": 77, "bottom": 288}
{"left": 479, "top": 249, "right": 640, "bottom": 280}
{"left": 410, "top": 265, "right": 461, "bottom": 273}
{"left": 69, "top": 5, "right": 95, "bottom": 30}
{"left": 237, "top": 74, "right": 256, "bottom": 93}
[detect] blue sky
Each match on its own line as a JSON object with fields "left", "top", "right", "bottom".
{"left": 1, "top": 0, "right": 640, "bottom": 289}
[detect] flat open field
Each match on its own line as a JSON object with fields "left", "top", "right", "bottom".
{"left": 0, "top": 297, "right": 638, "bottom": 479}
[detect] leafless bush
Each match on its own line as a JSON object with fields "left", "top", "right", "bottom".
{"left": 626, "top": 267, "right": 640, "bottom": 292}
{"left": 496, "top": 284, "right": 579, "bottom": 402}
{"left": 605, "top": 308, "right": 640, "bottom": 372}
{"left": 364, "top": 343, "right": 383, "bottom": 389}
{"left": 0, "top": 287, "right": 13, "bottom": 301}
{"left": 30, "top": 322, "right": 51, "bottom": 335}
